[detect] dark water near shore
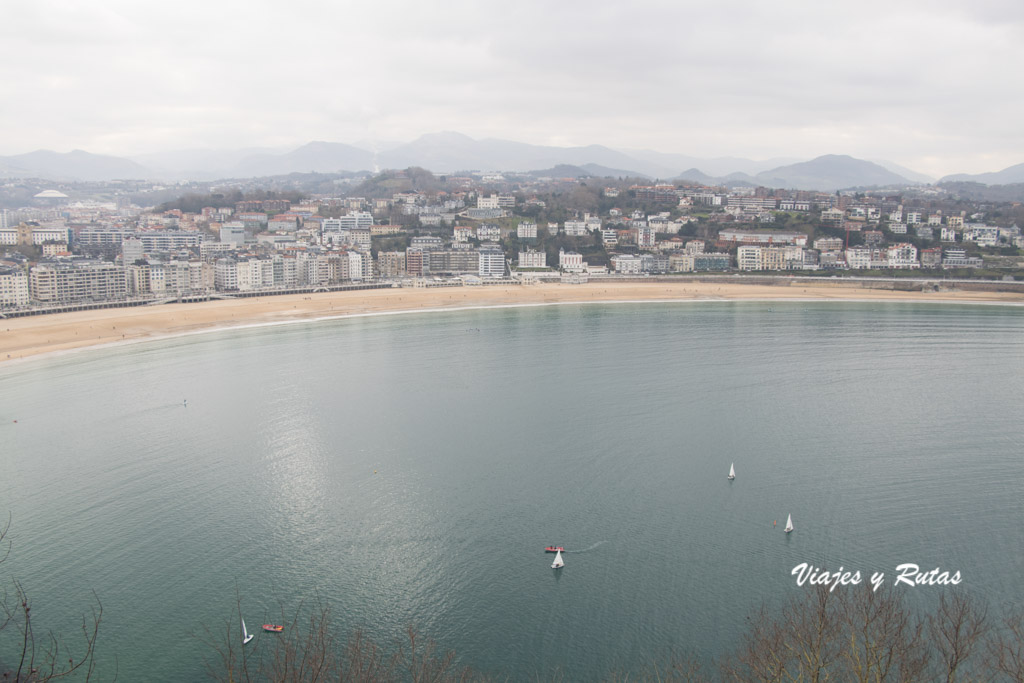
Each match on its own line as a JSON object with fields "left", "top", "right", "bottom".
{"left": 1, "top": 301, "right": 1023, "bottom": 681}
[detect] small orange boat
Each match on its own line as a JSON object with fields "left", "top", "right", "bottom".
{"left": 262, "top": 624, "right": 284, "bottom": 633}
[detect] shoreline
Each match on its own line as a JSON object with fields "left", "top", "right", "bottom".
{"left": 3, "top": 280, "right": 1024, "bottom": 364}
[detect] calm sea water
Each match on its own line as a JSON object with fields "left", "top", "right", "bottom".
{"left": 1, "top": 301, "right": 1023, "bottom": 681}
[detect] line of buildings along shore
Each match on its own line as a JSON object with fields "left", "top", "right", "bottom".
{"left": 1, "top": 184, "right": 1022, "bottom": 312}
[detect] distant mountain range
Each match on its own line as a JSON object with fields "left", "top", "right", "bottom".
{"left": 1, "top": 132, "right": 1021, "bottom": 192}
{"left": 939, "top": 163, "right": 1024, "bottom": 186}
{"left": 0, "top": 149, "right": 151, "bottom": 182}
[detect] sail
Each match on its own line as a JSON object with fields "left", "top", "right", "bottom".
{"left": 728, "top": 463, "right": 735, "bottom": 479}
{"left": 552, "top": 550, "right": 564, "bottom": 568}
{"left": 242, "top": 618, "right": 253, "bottom": 644}
{"left": 784, "top": 514, "right": 793, "bottom": 533}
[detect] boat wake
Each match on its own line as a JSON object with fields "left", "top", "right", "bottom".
{"left": 566, "top": 541, "right": 607, "bottom": 554}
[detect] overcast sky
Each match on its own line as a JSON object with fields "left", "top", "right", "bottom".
{"left": 3, "top": 0, "right": 1023, "bottom": 177}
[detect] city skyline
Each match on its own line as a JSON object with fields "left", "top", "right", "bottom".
{"left": 4, "top": 0, "right": 1024, "bottom": 178}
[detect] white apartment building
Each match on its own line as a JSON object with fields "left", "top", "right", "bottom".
{"left": 122, "top": 237, "right": 144, "bottom": 263}
{"left": 718, "top": 229, "right": 808, "bottom": 247}
{"left": 0, "top": 266, "right": 29, "bottom": 308}
{"left": 348, "top": 251, "right": 369, "bottom": 280}
{"left": 962, "top": 224, "right": 1000, "bottom": 246}
{"left": 517, "top": 222, "right": 538, "bottom": 239}
{"left": 821, "top": 209, "right": 844, "bottom": 225}
{"left": 137, "top": 230, "right": 203, "bottom": 252}
{"left": 477, "top": 195, "right": 500, "bottom": 209}
{"left": 220, "top": 222, "right": 246, "bottom": 247}
{"left": 323, "top": 212, "right": 373, "bottom": 232}
{"left": 737, "top": 245, "right": 807, "bottom": 271}
{"left": 737, "top": 245, "right": 763, "bottom": 271}
{"left": 477, "top": 224, "right": 501, "bottom": 242}
{"left": 238, "top": 258, "right": 275, "bottom": 291}
{"left": 813, "top": 237, "right": 844, "bottom": 251}
{"left": 887, "top": 243, "right": 919, "bottom": 268}
{"left": 377, "top": 251, "right": 406, "bottom": 277}
{"left": 669, "top": 253, "right": 695, "bottom": 272}
{"left": 29, "top": 260, "right": 127, "bottom": 304}
{"left": 844, "top": 247, "right": 887, "bottom": 269}
{"left": 268, "top": 216, "right": 299, "bottom": 232}
{"left": 563, "top": 220, "right": 588, "bottom": 237}
{"left": 637, "top": 226, "right": 656, "bottom": 248}
{"left": 610, "top": 254, "right": 642, "bottom": 274}
{"left": 478, "top": 247, "right": 505, "bottom": 278}
{"left": 517, "top": 249, "right": 546, "bottom": 269}
{"left": 0, "top": 224, "right": 69, "bottom": 246}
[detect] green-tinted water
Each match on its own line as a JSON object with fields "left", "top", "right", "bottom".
{"left": 2, "top": 302, "right": 1023, "bottom": 680}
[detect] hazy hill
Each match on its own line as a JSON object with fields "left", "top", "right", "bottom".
{"left": 721, "top": 172, "right": 760, "bottom": 187}
{"left": 937, "top": 180, "right": 1024, "bottom": 203}
{"left": 940, "top": 162, "right": 1024, "bottom": 186}
{"left": 872, "top": 159, "right": 935, "bottom": 185}
{"left": 527, "top": 163, "right": 651, "bottom": 179}
{"left": 673, "top": 157, "right": 906, "bottom": 191}
{"left": 376, "top": 132, "right": 655, "bottom": 177}
{"left": 753, "top": 155, "right": 915, "bottom": 191}
{"left": 130, "top": 147, "right": 282, "bottom": 180}
{"left": 675, "top": 168, "right": 719, "bottom": 184}
{"left": 229, "top": 141, "right": 377, "bottom": 177}
{"left": 0, "top": 149, "right": 152, "bottom": 181}
{"left": 626, "top": 149, "right": 798, "bottom": 178}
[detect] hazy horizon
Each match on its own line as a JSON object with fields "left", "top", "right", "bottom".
{"left": 4, "top": 1, "right": 1023, "bottom": 178}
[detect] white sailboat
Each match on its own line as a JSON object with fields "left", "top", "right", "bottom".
{"left": 551, "top": 549, "right": 564, "bottom": 569}
{"left": 728, "top": 463, "right": 735, "bottom": 480}
{"left": 784, "top": 514, "right": 794, "bottom": 533}
{"left": 242, "top": 617, "right": 254, "bottom": 645}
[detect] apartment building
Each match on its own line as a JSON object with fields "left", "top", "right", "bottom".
{"left": 29, "top": 260, "right": 127, "bottom": 304}
{"left": 0, "top": 265, "right": 29, "bottom": 307}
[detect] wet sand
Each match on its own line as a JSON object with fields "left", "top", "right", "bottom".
{"left": 2, "top": 280, "right": 1022, "bottom": 363}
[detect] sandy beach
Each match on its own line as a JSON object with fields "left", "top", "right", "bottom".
{"left": 2, "top": 279, "right": 1023, "bottom": 363}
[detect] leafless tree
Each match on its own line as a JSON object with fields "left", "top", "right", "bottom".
{"left": 721, "top": 586, "right": 932, "bottom": 683}
{"left": 927, "top": 591, "right": 990, "bottom": 683}
{"left": 988, "top": 608, "right": 1024, "bottom": 683}
{"left": 0, "top": 516, "right": 105, "bottom": 682}
{"left": 837, "top": 586, "right": 928, "bottom": 683}
{"left": 723, "top": 586, "right": 845, "bottom": 683}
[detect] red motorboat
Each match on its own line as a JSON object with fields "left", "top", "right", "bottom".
{"left": 262, "top": 624, "right": 284, "bottom": 633}
{"left": 544, "top": 546, "right": 564, "bottom": 553}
